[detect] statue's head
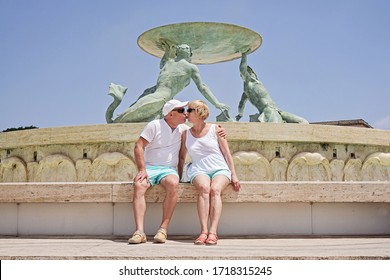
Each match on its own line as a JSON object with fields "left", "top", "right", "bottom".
{"left": 176, "top": 44, "right": 192, "bottom": 58}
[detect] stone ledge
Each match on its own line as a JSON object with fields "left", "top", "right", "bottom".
{"left": 1, "top": 181, "right": 389, "bottom": 203}
{"left": 2, "top": 123, "right": 390, "bottom": 148}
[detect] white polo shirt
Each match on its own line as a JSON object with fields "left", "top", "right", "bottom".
{"left": 141, "top": 119, "right": 188, "bottom": 168}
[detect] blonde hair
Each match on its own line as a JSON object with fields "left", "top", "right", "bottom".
{"left": 188, "top": 100, "right": 209, "bottom": 120}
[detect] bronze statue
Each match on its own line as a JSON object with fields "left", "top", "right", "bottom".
{"left": 236, "top": 51, "right": 308, "bottom": 123}
{"left": 106, "top": 43, "right": 229, "bottom": 123}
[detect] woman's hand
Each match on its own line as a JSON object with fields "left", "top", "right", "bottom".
{"left": 231, "top": 174, "right": 240, "bottom": 192}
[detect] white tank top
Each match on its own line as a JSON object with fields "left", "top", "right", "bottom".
{"left": 185, "top": 124, "right": 229, "bottom": 177}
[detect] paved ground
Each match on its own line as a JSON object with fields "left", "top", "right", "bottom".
{"left": 0, "top": 235, "right": 389, "bottom": 260}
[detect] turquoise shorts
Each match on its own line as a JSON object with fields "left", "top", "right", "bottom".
{"left": 146, "top": 165, "right": 179, "bottom": 186}
{"left": 190, "top": 169, "right": 231, "bottom": 184}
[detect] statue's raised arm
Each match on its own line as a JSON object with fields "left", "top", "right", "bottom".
{"left": 239, "top": 51, "right": 251, "bottom": 82}
{"left": 157, "top": 39, "right": 176, "bottom": 69}
{"left": 190, "top": 65, "right": 230, "bottom": 112}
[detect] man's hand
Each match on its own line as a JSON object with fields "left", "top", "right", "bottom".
{"left": 216, "top": 124, "right": 226, "bottom": 139}
{"left": 134, "top": 169, "right": 149, "bottom": 184}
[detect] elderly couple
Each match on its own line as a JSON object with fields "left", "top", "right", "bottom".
{"left": 128, "top": 99, "right": 240, "bottom": 245}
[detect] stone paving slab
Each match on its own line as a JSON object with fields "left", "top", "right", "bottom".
{"left": 0, "top": 236, "right": 389, "bottom": 260}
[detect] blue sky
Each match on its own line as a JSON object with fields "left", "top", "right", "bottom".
{"left": 1, "top": 0, "right": 389, "bottom": 131}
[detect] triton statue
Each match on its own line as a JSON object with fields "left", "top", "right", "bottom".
{"left": 106, "top": 42, "right": 230, "bottom": 123}
{"left": 105, "top": 22, "right": 307, "bottom": 123}
{"left": 236, "top": 51, "right": 309, "bottom": 123}
{"left": 106, "top": 22, "right": 262, "bottom": 123}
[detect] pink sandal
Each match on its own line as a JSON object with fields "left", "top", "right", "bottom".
{"left": 206, "top": 232, "right": 218, "bottom": 245}
{"left": 194, "top": 232, "right": 208, "bottom": 245}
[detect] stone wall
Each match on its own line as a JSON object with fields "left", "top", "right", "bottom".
{"left": 1, "top": 123, "right": 390, "bottom": 182}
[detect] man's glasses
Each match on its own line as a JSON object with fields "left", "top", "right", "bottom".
{"left": 172, "top": 108, "right": 186, "bottom": 113}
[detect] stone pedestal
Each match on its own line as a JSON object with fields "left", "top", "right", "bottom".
{"left": 1, "top": 123, "right": 389, "bottom": 236}
{"left": 1, "top": 123, "right": 389, "bottom": 183}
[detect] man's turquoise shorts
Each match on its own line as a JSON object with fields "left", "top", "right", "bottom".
{"left": 146, "top": 165, "right": 179, "bottom": 186}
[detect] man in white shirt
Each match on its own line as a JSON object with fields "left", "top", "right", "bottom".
{"left": 128, "top": 99, "right": 189, "bottom": 244}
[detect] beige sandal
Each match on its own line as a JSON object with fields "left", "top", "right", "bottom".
{"left": 154, "top": 228, "right": 167, "bottom": 243}
{"left": 128, "top": 230, "right": 147, "bottom": 244}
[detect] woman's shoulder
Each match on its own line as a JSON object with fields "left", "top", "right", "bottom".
{"left": 209, "top": 123, "right": 217, "bottom": 130}
{"left": 207, "top": 123, "right": 219, "bottom": 136}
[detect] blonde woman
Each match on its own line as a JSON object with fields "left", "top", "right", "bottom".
{"left": 179, "top": 100, "right": 240, "bottom": 245}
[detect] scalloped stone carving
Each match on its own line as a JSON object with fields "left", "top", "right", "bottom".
{"left": 270, "top": 158, "right": 288, "bottom": 181}
{"left": 287, "top": 152, "right": 331, "bottom": 181}
{"left": 27, "top": 162, "right": 39, "bottom": 182}
{"left": 36, "top": 154, "right": 76, "bottom": 182}
{"left": 91, "top": 152, "right": 136, "bottom": 181}
{"left": 76, "top": 159, "right": 92, "bottom": 182}
{"left": 232, "top": 151, "right": 273, "bottom": 181}
{"left": 0, "top": 156, "right": 27, "bottom": 182}
{"left": 362, "top": 152, "right": 390, "bottom": 181}
{"left": 330, "top": 159, "right": 345, "bottom": 181}
{"left": 344, "top": 158, "right": 362, "bottom": 181}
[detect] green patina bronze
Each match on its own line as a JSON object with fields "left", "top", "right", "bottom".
{"left": 106, "top": 43, "right": 231, "bottom": 123}
{"left": 106, "top": 22, "right": 307, "bottom": 123}
{"left": 137, "top": 22, "right": 262, "bottom": 64}
{"left": 236, "top": 52, "right": 308, "bottom": 123}
{"left": 106, "top": 22, "right": 262, "bottom": 123}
